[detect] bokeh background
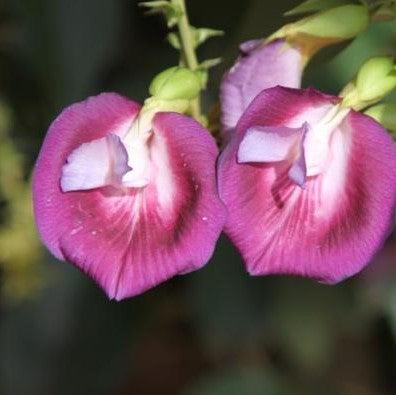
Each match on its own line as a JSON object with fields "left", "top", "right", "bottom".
{"left": 1, "top": 1, "right": 396, "bottom": 394}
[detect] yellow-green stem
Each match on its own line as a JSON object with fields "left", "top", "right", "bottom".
{"left": 172, "top": 0, "right": 202, "bottom": 121}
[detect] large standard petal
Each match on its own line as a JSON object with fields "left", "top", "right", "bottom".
{"left": 33, "top": 97, "right": 226, "bottom": 299}
{"left": 218, "top": 86, "right": 396, "bottom": 283}
{"left": 220, "top": 39, "right": 303, "bottom": 138}
{"left": 34, "top": 92, "right": 141, "bottom": 259}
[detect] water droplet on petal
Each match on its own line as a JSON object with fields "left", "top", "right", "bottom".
{"left": 70, "top": 226, "right": 83, "bottom": 235}
{"left": 202, "top": 216, "right": 208, "bottom": 221}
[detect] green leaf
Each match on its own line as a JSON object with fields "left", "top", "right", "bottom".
{"left": 284, "top": 0, "right": 352, "bottom": 16}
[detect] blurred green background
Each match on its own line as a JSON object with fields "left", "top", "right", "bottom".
{"left": 0, "top": 1, "right": 396, "bottom": 394}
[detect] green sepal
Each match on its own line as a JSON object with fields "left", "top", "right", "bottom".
{"left": 195, "top": 28, "right": 224, "bottom": 47}
{"left": 167, "top": 27, "right": 224, "bottom": 50}
{"left": 194, "top": 70, "right": 207, "bottom": 89}
{"left": 167, "top": 32, "right": 181, "bottom": 49}
{"left": 365, "top": 103, "right": 396, "bottom": 135}
{"left": 284, "top": 0, "right": 352, "bottom": 16}
{"left": 195, "top": 59, "right": 222, "bottom": 88}
{"left": 198, "top": 58, "right": 223, "bottom": 69}
{"left": 149, "top": 66, "right": 202, "bottom": 100}
{"left": 139, "top": 1, "right": 183, "bottom": 28}
{"left": 142, "top": 96, "right": 190, "bottom": 115}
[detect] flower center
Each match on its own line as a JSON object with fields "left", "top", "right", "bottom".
{"left": 237, "top": 104, "right": 351, "bottom": 188}
{"left": 303, "top": 105, "right": 350, "bottom": 177}
{"left": 119, "top": 106, "right": 162, "bottom": 188}
{"left": 60, "top": 112, "right": 155, "bottom": 193}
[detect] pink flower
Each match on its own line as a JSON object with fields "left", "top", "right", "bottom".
{"left": 33, "top": 93, "right": 226, "bottom": 300}
{"left": 218, "top": 86, "right": 396, "bottom": 283}
{"left": 220, "top": 39, "right": 303, "bottom": 138}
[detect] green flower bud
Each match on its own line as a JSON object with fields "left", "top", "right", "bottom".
{"left": 365, "top": 103, "right": 396, "bottom": 134}
{"left": 293, "top": 5, "right": 369, "bottom": 39}
{"left": 267, "top": 5, "right": 369, "bottom": 63}
{"left": 149, "top": 66, "right": 202, "bottom": 100}
{"left": 284, "top": 0, "right": 350, "bottom": 17}
{"left": 356, "top": 57, "right": 396, "bottom": 103}
{"left": 341, "top": 57, "right": 396, "bottom": 111}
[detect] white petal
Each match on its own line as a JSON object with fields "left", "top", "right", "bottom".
{"left": 237, "top": 125, "right": 305, "bottom": 163}
{"left": 61, "top": 134, "right": 130, "bottom": 192}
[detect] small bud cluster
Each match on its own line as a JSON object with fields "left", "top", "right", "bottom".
{"left": 140, "top": 0, "right": 223, "bottom": 121}
{"left": 341, "top": 57, "right": 396, "bottom": 112}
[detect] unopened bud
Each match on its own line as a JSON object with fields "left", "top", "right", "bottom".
{"left": 149, "top": 67, "right": 202, "bottom": 100}
{"left": 356, "top": 57, "right": 396, "bottom": 103}
{"left": 341, "top": 57, "right": 396, "bottom": 110}
{"left": 267, "top": 5, "right": 369, "bottom": 62}
{"left": 292, "top": 5, "right": 369, "bottom": 40}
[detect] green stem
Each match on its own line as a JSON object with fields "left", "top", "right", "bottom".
{"left": 172, "top": 0, "right": 202, "bottom": 121}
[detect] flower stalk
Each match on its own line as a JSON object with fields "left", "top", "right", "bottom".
{"left": 172, "top": 0, "right": 202, "bottom": 121}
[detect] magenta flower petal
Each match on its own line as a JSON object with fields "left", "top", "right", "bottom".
{"left": 218, "top": 86, "right": 396, "bottom": 283}
{"left": 34, "top": 92, "right": 140, "bottom": 259}
{"left": 220, "top": 39, "right": 303, "bottom": 138}
{"left": 33, "top": 93, "right": 226, "bottom": 299}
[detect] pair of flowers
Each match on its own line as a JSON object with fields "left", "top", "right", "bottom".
{"left": 33, "top": 38, "right": 396, "bottom": 300}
